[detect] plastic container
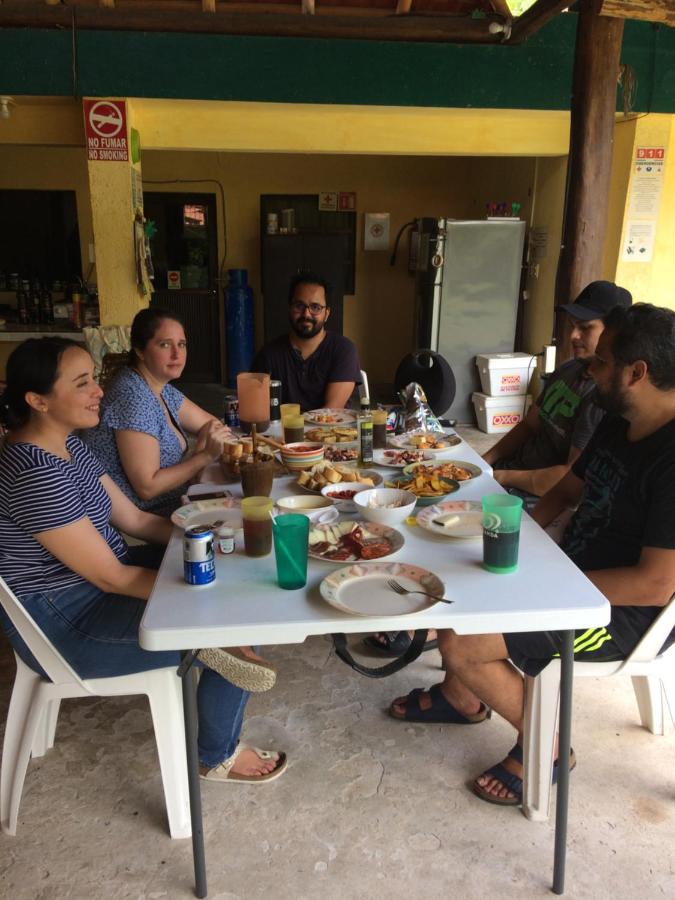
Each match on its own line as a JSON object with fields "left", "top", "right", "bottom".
{"left": 475, "top": 352, "right": 536, "bottom": 396}
{"left": 472, "top": 392, "right": 532, "bottom": 434}
{"left": 225, "top": 269, "right": 254, "bottom": 388}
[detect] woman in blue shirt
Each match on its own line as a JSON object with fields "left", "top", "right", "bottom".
{"left": 85, "top": 308, "right": 231, "bottom": 516}
{"left": 0, "top": 338, "right": 285, "bottom": 784}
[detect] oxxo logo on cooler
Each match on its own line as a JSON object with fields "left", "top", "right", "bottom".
{"left": 493, "top": 413, "right": 521, "bottom": 427}
{"left": 500, "top": 373, "right": 522, "bottom": 393}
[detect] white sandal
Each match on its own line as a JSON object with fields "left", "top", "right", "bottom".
{"left": 200, "top": 744, "right": 287, "bottom": 784}
{"left": 197, "top": 647, "right": 276, "bottom": 693}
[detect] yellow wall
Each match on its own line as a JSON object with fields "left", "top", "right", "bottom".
{"left": 523, "top": 156, "right": 568, "bottom": 352}
{"left": 613, "top": 114, "right": 675, "bottom": 308}
{"left": 0, "top": 145, "right": 93, "bottom": 281}
{"left": 134, "top": 99, "right": 571, "bottom": 158}
{"left": 9, "top": 97, "right": 636, "bottom": 386}
{"left": 143, "top": 150, "right": 539, "bottom": 382}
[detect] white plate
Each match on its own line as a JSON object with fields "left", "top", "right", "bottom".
{"left": 416, "top": 500, "right": 483, "bottom": 539}
{"left": 308, "top": 520, "right": 404, "bottom": 562}
{"left": 320, "top": 562, "right": 445, "bottom": 616}
{"left": 389, "top": 430, "right": 462, "bottom": 454}
{"left": 372, "top": 448, "right": 431, "bottom": 468}
{"left": 171, "top": 498, "right": 242, "bottom": 531}
{"left": 305, "top": 408, "right": 357, "bottom": 426}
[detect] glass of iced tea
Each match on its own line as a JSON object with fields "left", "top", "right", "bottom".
{"left": 241, "top": 497, "right": 274, "bottom": 557}
{"left": 283, "top": 414, "right": 305, "bottom": 444}
{"left": 372, "top": 409, "right": 388, "bottom": 449}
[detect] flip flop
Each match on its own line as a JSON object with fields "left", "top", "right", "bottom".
{"left": 197, "top": 647, "right": 276, "bottom": 693}
{"left": 472, "top": 743, "right": 577, "bottom": 807}
{"left": 389, "top": 684, "right": 491, "bottom": 724}
{"left": 200, "top": 744, "right": 288, "bottom": 784}
{"left": 364, "top": 631, "right": 439, "bottom": 657}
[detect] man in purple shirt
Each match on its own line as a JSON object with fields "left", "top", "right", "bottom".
{"left": 252, "top": 271, "right": 361, "bottom": 412}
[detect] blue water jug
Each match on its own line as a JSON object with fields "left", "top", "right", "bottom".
{"left": 225, "top": 268, "right": 254, "bottom": 388}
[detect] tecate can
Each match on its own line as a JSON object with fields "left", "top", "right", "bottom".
{"left": 270, "top": 380, "right": 282, "bottom": 420}
{"left": 224, "top": 397, "right": 240, "bottom": 428}
{"left": 183, "top": 526, "right": 216, "bottom": 585}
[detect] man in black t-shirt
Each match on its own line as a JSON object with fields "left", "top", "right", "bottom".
{"left": 390, "top": 304, "right": 675, "bottom": 806}
{"left": 252, "top": 271, "right": 361, "bottom": 412}
{"left": 484, "top": 280, "right": 632, "bottom": 498}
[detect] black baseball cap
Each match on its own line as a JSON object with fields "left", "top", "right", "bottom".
{"left": 557, "top": 280, "right": 633, "bottom": 321}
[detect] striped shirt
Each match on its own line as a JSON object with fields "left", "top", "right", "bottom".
{"left": 0, "top": 436, "right": 127, "bottom": 598}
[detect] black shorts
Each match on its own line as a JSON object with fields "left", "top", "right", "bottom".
{"left": 505, "top": 626, "right": 626, "bottom": 677}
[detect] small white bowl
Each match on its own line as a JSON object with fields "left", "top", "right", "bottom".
{"left": 320, "top": 481, "right": 371, "bottom": 513}
{"left": 353, "top": 488, "right": 417, "bottom": 526}
{"left": 276, "top": 494, "right": 338, "bottom": 524}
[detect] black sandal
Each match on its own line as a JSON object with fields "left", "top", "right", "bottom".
{"left": 364, "top": 631, "right": 439, "bottom": 657}
{"left": 389, "top": 684, "right": 491, "bottom": 724}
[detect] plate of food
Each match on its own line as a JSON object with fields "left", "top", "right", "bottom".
{"left": 308, "top": 520, "right": 403, "bottom": 563}
{"left": 416, "top": 500, "right": 483, "bottom": 539}
{"left": 320, "top": 562, "right": 445, "bottom": 616}
{"left": 171, "top": 497, "right": 242, "bottom": 531}
{"left": 304, "top": 408, "right": 357, "bottom": 426}
{"left": 402, "top": 459, "right": 483, "bottom": 482}
{"left": 324, "top": 444, "right": 359, "bottom": 464}
{"left": 305, "top": 426, "right": 358, "bottom": 445}
{"left": 297, "top": 462, "right": 383, "bottom": 493}
{"left": 384, "top": 472, "right": 459, "bottom": 506}
{"left": 373, "top": 448, "right": 428, "bottom": 468}
{"left": 388, "top": 430, "right": 461, "bottom": 453}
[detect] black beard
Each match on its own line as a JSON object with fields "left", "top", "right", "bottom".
{"left": 595, "top": 381, "right": 629, "bottom": 416}
{"left": 290, "top": 317, "right": 323, "bottom": 339}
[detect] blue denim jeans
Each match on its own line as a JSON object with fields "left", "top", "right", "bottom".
{"left": 0, "top": 544, "right": 247, "bottom": 768}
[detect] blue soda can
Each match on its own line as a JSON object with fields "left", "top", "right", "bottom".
{"left": 183, "top": 526, "right": 216, "bottom": 585}
{"left": 224, "top": 397, "right": 240, "bottom": 428}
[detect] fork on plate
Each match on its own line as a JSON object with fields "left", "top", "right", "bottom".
{"left": 387, "top": 579, "right": 453, "bottom": 604}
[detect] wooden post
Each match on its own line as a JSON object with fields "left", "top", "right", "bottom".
{"left": 554, "top": 3, "right": 624, "bottom": 359}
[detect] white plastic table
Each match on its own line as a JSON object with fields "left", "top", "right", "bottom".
{"left": 140, "top": 436, "right": 609, "bottom": 897}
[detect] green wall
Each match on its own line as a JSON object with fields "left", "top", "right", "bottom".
{"left": 1, "top": 15, "right": 674, "bottom": 112}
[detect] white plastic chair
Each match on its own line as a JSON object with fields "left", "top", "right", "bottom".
{"left": 0, "top": 576, "right": 190, "bottom": 839}
{"left": 522, "top": 596, "right": 675, "bottom": 821}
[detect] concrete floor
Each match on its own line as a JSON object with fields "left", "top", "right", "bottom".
{"left": 1, "top": 425, "right": 675, "bottom": 899}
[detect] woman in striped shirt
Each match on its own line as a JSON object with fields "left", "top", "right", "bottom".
{"left": 0, "top": 338, "right": 286, "bottom": 784}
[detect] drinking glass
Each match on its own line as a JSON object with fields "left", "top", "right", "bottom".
{"left": 283, "top": 414, "right": 305, "bottom": 444}
{"left": 241, "top": 497, "right": 274, "bottom": 557}
{"left": 482, "top": 494, "right": 523, "bottom": 574}
{"left": 372, "top": 409, "right": 388, "bottom": 449}
{"left": 272, "top": 514, "right": 310, "bottom": 589}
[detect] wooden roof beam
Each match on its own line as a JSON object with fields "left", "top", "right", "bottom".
{"left": 509, "top": 0, "right": 572, "bottom": 44}
{"left": 0, "top": 3, "right": 503, "bottom": 43}
{"left": 599, "top": 0, "right": 675, "bottom": 28}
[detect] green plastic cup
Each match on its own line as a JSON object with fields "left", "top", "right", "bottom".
{"left": 482, "top": 494, "right": 523, "bottom": 574}
{"left": 272, "top": 513, "right": 310, "bottom": 590}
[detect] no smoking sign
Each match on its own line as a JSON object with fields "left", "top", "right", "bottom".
{"left": 83, "top": 99, "right": 129, "bottom": 162}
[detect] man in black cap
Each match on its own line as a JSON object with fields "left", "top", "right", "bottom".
{"left": 483, "top": 280, "right": 632, "bottom": 497}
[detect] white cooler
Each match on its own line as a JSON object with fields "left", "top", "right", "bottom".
{"left": 472, "top": 392, "right": 533, "bottom": 434}
{"left": 475, "top": 352, "right": 536, "bottom": 396}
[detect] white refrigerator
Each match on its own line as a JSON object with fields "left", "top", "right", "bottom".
{"left": 414, "top": 218, "right": 527, "bottom": 423}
